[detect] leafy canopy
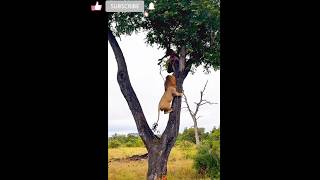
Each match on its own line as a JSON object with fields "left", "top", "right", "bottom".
{"left": 108, "top": 0, "right": 220, "bottom": 72}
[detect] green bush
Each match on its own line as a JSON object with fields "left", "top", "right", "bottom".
{"left": 193, "top": 127, "right": 220, "bottom": 180}
{"left": 108, "top": 139, "right": 121, "bottom": 148}
{"left": 176, "top": 127, "right": 209, "bottom": 144}
{"left": 125, "top": 138, "right": 143, "bottom": 147}
{"left": 125, "top": 135, "right": 144, "bottom": 147}
{"left": 125, "top": 141, "right": 135, "bottom": 147}
{"left": 178, "top": 140, "right": 194, "bottom": 150}
{"left": 201, "top": 128, "right": 220, "bottom": 146}
{"left": 194, "top": 145, "right": 220, "bottom": 180}
{"left": 108, "top": 134, "right": 144, "bottom": 148}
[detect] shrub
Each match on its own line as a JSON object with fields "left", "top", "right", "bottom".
{"left": 125, "top": 135, "right": 144, "bottom": 147}
{"left": 177, "top": 127, "right": 208, "bottom": 144}
{"left": 108, "top": 133, "right": 144, "bottom": 148}
{"left": 193, "top": 128, "right": 220, "bottom": 180}
{"left": 178, "top": 140, "right": 194, "bottom": 150}
{"left": 108, "top": 139, "right": 121, "bottom": 148}
{"left": 194, "top": 145, "right": 220, "bottom": 180}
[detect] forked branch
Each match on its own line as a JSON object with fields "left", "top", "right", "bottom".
{"left": 108, "top": 30, "right": 156, "bottom": 149}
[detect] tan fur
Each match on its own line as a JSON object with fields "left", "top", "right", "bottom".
{"left": 157, "top": 75, "right": 183, "bottom": 123}
{"left": 164, "top": 74, "right": 176, "bottom": 91}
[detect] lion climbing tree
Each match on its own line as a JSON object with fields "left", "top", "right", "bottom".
{"left": 108, "top": 1, "right": 219, "bottom": 179}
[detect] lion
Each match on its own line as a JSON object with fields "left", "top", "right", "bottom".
{"left": 153, "top": 75, "right": 183, "bottom": 131}
{"left": 164, "top": 73, "right": 177, "bottom": 91}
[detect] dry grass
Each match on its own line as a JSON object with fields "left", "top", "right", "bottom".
{"left": 108, "top": 147, "right": 147, "bottom": 161}
{"left": 108, "top": 146, "right": 209, "bottom": 180}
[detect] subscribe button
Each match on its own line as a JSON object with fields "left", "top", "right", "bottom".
{"left": 105, "top": 1, "right": 144, "bottom": 12}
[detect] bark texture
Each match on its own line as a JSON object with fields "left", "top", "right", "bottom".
{"left": 108, "top": 30, "right": 190, "bottom": 179}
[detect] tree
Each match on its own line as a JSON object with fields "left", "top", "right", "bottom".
{"left": 177, "top": 127, "right": 207, "bottom": 144}
{"left": 183, "top": 80, "right": 217, "bottom": 146}
{"left": 194, "top": 128, "right": 220, "bottom": 179}
{"left": 108, "top": 1, "right": 219, "bottom": 179}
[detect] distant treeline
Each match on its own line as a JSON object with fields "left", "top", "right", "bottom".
{"left": 108, "top": 133, "right": 144, "bottom": 148}
{"left": 108, "top": 127, "right": 220, "bottom": 148}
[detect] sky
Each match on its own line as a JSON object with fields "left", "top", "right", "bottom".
{"left": 107, "top": 32, "right": 220, "bottom": 137}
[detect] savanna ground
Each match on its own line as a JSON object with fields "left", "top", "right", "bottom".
{"left": 108, "top": 146, "right": 210, "bottom": 180}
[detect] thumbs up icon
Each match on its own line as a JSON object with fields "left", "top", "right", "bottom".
{"left": 91, "top": 1, "right": 102, "bottom": 11}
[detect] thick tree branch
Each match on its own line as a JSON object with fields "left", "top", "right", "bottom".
{"left": 108, "top": 30, "right": 155, "bottom": 150}
{"left": 160, "top": 50, "right": 188, "bottom": 146}
{"left": 179, "top": 46, "right": 186, "bottom": 72}
{"left": 161, "top": 78, "right": 183, "bottom": 143}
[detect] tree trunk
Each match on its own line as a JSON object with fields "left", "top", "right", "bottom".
{"left": 192, "top": 117, "right": 200, "bottom": 146}
{"left": 144, "top": 74, "right": 184, "bottom": 180}
{"left": 147, "top": 145, "right": 170, "bottom": 180}
{"left": 183, "top": 93, "right": 201, "bottom": 146}
{"left": 108, "top": 30, "right": 190, "bottom": 179}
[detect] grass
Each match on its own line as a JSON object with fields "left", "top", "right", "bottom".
{"left": 108, "top": 146, "right": 209, "bottom": 180}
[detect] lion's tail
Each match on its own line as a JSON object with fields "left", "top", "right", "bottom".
{"left": 152, "top": 106, "right": 160, "bottom": 132}
{"left": 157, "top": 108, "right": 160, "bottom": 125}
